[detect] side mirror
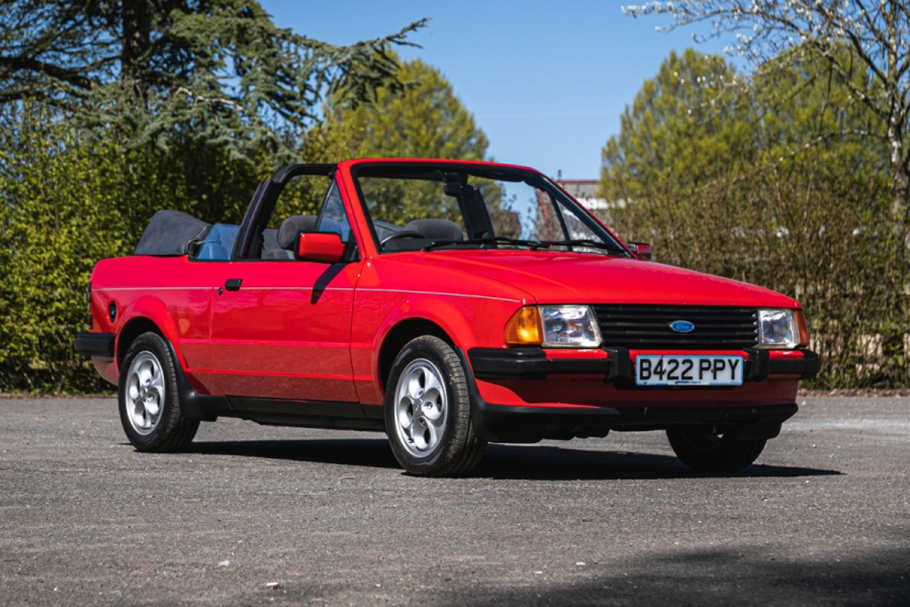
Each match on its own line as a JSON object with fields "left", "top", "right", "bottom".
{"left": 294, "top": 232, "right": 346, "bottom": 263}
{"left": 627, "top": 242, "right": 652, "bottom": 261}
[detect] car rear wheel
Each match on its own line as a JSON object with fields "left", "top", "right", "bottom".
{"left": 118, "top": 332, "right": 199, "bottom": 452}
{"left": 666, "top": 427, "right": 766, "bottom": 472}
{"left": 385, "top": 336, "right": 486, "bottom": 476}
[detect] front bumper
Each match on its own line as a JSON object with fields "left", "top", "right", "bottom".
{"left": 467, "top": 347, "right": 821, "bottom": 383}
{"left": 462, "top": 346, "right": 818, "bottom": 443}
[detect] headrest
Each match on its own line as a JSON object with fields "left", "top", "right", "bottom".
{"left": 277, "top": 215, "right": 318, "bottom": 249}
{"left": 404, "top": 218, "right": 464, "bottom": 242}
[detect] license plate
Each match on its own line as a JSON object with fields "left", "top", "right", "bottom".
{"left": 635, "top": 355, "right": 744, "bottom": 386}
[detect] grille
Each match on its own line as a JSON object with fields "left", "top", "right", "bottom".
{"left": 592, "top": 305, "right": 758, "bottom": 350}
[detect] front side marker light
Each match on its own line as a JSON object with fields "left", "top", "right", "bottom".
{"left": 505, "top": 306, "right": 542, "bottom": 346}
{"left": 796, "top": 310, "right": 810, "bottom": 347}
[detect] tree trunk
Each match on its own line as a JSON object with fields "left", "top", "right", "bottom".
{"left": 121, "top": 0, "right": 152, "bottom": 83}
{"left": 887, "top": 133, "right": 908, "bottom": 223}
{"left": 893, "top": 159, "right": 910, "bottom": 229}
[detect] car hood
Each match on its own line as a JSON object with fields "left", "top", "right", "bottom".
{"left": 388, "top": 250, "right": 799, "bottom": 308}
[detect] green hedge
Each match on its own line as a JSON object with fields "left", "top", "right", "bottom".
{"left": 0, "top": 103, "right": 265, "bottom": 392}
{"left": 606, "top": 152, "right": 909, "bottom": 389}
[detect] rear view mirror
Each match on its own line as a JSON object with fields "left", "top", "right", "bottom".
{"left": 443, "top": 172, "right": 466, "bottom": 196}
{"left": 627, "top": 242, "right": 652, "bottom": 261}
{"left": 294, "top": 232, "right": 346, "bottom": 263}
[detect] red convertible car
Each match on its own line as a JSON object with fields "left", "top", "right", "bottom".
{"left": 75, "top": 159, "right": 819, "bottom": 476}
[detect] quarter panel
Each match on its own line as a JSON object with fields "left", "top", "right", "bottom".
{"left": 90, "top": 256, "right": 222, "bottom": 394}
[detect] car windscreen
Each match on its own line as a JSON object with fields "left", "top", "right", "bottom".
{"left": 351, "top": 164, "right": 628, "bottom": 255}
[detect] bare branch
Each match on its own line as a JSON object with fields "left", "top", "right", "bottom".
{"left": 623, "top": 0, "right": 910, "bottom": 223}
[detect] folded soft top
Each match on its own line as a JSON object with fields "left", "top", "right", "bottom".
{"left": 134, "top": 210, "right": 211, "bottom": 256}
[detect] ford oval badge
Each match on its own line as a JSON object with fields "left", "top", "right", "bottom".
{"left": 670, "top": 320, "right": 695, "bottom": 333}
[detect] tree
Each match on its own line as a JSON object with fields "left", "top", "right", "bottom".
{"left": 600, "top": 48, "right": 905, "bottom": 387}
{"left": 0, "top": 1, "right": 425, "bottom": 162}
{"left": 310, "top": 57, "right": 489, "bottom": 161}
{"left": 623, "top": 0, "right": 910, "bottom": 227}
{"left": 601, "top": 49, "right": 752, "bottom": 203}
{"left": 302, "top": 57, "right": 492, "bottom": 224}
{"left": 603, "top": 46, "right": 886, "bottom": 202}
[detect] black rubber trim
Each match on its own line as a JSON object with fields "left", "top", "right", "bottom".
{"left": 74, "top": 332, "right": 114, "bottom": 358}
{"left": 228, "top": 397, "right": 366, "bottom": 418}
{"left": 224, "top": 396, "right": 385, "bottom": 432}
{"left": 769, "top": 350, "right": 821, "bottom": 380}
{"left": 467, "top": 347, "right": 614, "bottom": 380}
{"left": 456, "top": 346, "right": 799, "bottom": 444}
{"left": 270, "top": 163, "right": 337, "bottom": 185}
{"left": 743, "top": 348, "right": 770, "bottom": 382}
{"left": 468, "top": 347, "right": 548, "bottom": 379}
{"left": 162, "top": 339, "right": 231, "bottom": 422}
{"left": 603, "top": 347, "right": 632, "bottom": 383}
{"left": 237, "top": 413, "right": 384, "bottom": 432}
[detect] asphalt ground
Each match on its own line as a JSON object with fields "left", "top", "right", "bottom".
{"left": 1, "top": 396, "right": 908, "bottom": 606}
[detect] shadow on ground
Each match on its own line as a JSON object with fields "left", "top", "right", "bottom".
{"left": 477, "top": 443, "right": 840, "bottom": 481}
{"left": 437, "top": 542, "right": 910, "bottom": 607}
{"left": 182, "top": 438, "right": 839, "bottom": 481}
{"left": 186, "top": 438, "right": 400, "bottom": 470}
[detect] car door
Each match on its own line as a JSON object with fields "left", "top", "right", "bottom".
{"left": 209, "top": 177, "right": 362, "bottom": 404}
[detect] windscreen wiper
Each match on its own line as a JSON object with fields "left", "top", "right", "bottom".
{"left": 424, "top": 236, "right": 540, "bottom": 251}
{"left": 529, "top": 239, "right": 628, "bottom": 255}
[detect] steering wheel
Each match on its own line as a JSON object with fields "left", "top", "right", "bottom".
{"left": 380, "top": 230, "right": 429, "bottom": 248}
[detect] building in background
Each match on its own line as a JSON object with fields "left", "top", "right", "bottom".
{"left": 555, "top": 179, "right": 607, "bottom": 211}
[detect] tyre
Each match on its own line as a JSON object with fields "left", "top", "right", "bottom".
{"left": 118, "top": 332, "right": 199, "bottom": 452}
{"left": 666, "top": 427, "right": 766, "bottom": 472}
{"left": 384, "top": 336, "right": 486, "bottom": 476}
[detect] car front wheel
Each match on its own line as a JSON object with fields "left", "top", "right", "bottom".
{"left": 118, "top": 332, "right": 199, "bottom": 452}
{"left": 384, "top": 336, "right": 486, "bottom": 476}
{"left": 666, "top": 427, "right": 766, "bottom": 472}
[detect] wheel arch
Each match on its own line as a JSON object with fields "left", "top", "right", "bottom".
{"left": 115, "top": 296, "right": 180, "bottom": 367}
{"left": 116, "top": 317, "right": 163, "bottom": 366}
{"left": 116, "top": 318, "right": 225, "bottom": 422}
{"left": 378, "top": 318, "right": 453, "bottom": 392}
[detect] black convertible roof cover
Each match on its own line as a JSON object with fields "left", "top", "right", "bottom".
{"left": 133, "top": 210, "right": 211, "bottom": 256}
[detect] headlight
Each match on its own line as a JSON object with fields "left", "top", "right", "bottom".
{"left": 540, "top": 305, "right": 602, "bottom": 348}
{"left": 757, "top": 309, "right": 809, "bottom": 349}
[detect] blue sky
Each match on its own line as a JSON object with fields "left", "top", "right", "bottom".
{"left": 260, "top": 0, "right": 729, "bottom": 179}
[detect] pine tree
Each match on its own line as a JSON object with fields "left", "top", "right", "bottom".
{"left": 0, "top": 0, "right": 425, "bottom": 162}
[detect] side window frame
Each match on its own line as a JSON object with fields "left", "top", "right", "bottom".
{"left": 233, "top": 164, "right": 336, "bottom": 260}
{"left": 315, "top": 179, "right": 354, "bottom": 242}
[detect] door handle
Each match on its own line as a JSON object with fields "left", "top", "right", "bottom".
{"left": 224, "top": 278, "right": 243, "bottom": 291}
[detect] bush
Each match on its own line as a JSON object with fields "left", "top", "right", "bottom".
{"left": 0, "top": 103, "right": 269, "bottom": 392}
{"left": 0, "top": 104, "right": 125, "bottom": 391}
{"left": 606, "top": 151, "right": 908, "bottom": 388}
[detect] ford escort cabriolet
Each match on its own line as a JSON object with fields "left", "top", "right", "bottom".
{"left": 74, "top": 159, "right": 820, "bottom": 476}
